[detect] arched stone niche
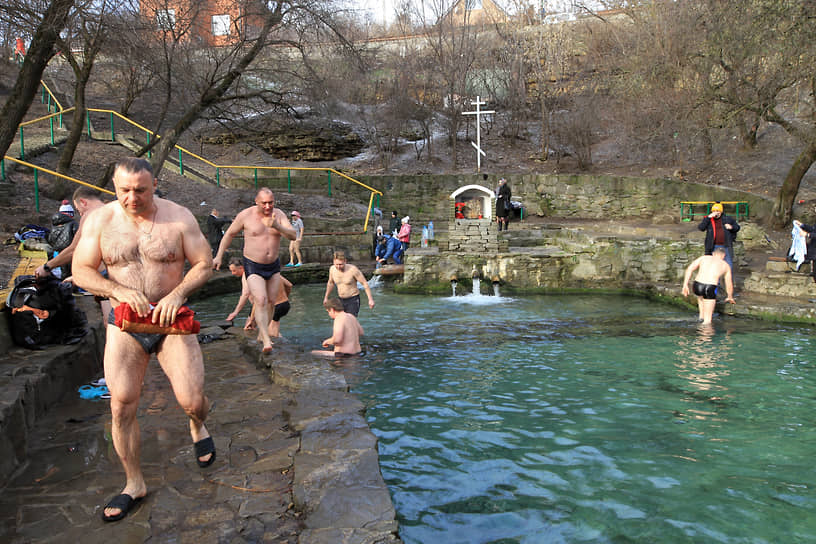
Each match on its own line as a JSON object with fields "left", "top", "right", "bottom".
{"left": 450, "top": 184, "right": 495, "bottom": 220}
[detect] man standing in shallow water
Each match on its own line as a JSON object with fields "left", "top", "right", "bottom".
{"left": 323, "top": 250, "right": 374, "bottom": 316}
{"left": 72, "top": 157, "right": 215, "bottom": 522}
{"left": 682, "top": 247, "right": 736, "bottom": 325}
{"left": 213, "top": 188, "right": 295, "bottom": 352}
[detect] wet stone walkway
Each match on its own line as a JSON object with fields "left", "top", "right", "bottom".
{"left": 0, "top": 337, "right": 302, "bottom": 543}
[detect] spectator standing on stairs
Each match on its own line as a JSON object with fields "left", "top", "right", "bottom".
{"left": 697, "top": 202, "right": 740, "bottom": 273}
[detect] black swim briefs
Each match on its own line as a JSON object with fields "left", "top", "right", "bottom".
{"left": 272, "top": 300, "right": 290, "bottom": 322}
{"left": 334, "top": 350, "right": 366, "bottom": 358}
{"left": 692, "top": 281, "right": 718, "bottom": 300}
{"left": 242, "top": 256, "right": 281, "bottom": 280}
{"left": 340, "top": 294, "right": 361, "bottom": 317}
{"left": 107, "top": 309, "right": 165, "bottom": 354}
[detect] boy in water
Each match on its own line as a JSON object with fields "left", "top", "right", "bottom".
{"left": 311, "top": 298, "right": 364, "bottom": 358}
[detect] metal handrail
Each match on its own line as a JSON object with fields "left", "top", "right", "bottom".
{"left": 3, "top": 88, "right": 383, "bottom": 232}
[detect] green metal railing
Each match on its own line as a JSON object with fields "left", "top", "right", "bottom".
{"left": 4, "top": 85, "right": 384, "bottom": 232}
{"left": 1, "top": 156, "right": 114, "bottom": 212}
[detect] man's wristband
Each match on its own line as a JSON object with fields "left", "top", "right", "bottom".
{"left": 43, "top": 263, "right": 52, "bottom": 272}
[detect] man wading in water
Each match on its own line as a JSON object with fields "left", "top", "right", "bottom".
{"left": 213, "top": 188, "right": 296, "bottom": 352}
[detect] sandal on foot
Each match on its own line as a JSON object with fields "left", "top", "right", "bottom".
{"left": 101, "top": 493, "right": 142, "bottom": 522}
{"left": 194, "top": 436, "right": 216, "bottom": 467}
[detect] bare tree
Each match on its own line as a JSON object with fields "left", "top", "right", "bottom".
{"left": 0, "top": 0, "right": 74, "bottom": 160}
{"left": 415, "top": 0, "right": 481, "bottom": 168}
{"left": 55, "top": 0, "right": 118, "bottom": 177}
{"left": 687, "top": 0, "right": 815, "bottom": 227}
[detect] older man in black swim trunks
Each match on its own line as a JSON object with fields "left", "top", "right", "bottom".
{"left": 682, "top": 247, "right": 735, "bottom": 324}
{"left": 213, "top": 188, "right": 296, "bottom": 352}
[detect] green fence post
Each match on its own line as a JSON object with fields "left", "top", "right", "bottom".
{"left": 287, "top": 170, "right": 291, "bottom": 193}
{"left": 86, "top": 111, "right": 92, "bottom": 140}
{"left": 59, "top": 111, "right": 63, "bottom": 128}
{"left": 1, "top": 159, "right": 5, "bottom": 181}
{"left": 178, "top": 149, "right": 184, "bottom": 175}
{"left": 327, "top": 170, "right": 331, "bottom": 196}
{"left": 47, "top": 93, "right": 52, "bottom": 112}
{"left": 110, "top": 112, "right": 115, "bottom": 141}
{"left": 34, "top": 169, "right": 39, "bottom": 212}
{"left": 254, "top": 168, "right": 258, "bottom": 189}
{"left": 216, "top": 168, "right": 220, "bottom": 187}
{"left": 19, "top": 127, "right": 24, "bottom": 159}
{"left": 146, "top": 132, "right": 151, "bottom": 158}
{"left": 50, "top": 116, "right": 54, "bottom": 145}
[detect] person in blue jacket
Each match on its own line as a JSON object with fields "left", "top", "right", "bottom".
{"left": 375, "top": 234, "right": 403, "bottom": 266}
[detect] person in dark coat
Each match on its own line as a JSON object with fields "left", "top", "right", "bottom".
{"left": 389, "top": 210, "right": 401, "bottom": 236}
{"left": 496, "top": 178, "right": 511, "bottom": 231}
{"left": 697, "top": 202, "right": 739, "bottom": 271}
{"left": 206, "top": 208, "right": 231, "bottom": 256}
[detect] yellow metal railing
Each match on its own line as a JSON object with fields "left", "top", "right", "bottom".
{"left": 2, "top": 83, "right": 383, "bottom": 231}
{"left": 2, "top": 156, "right": 114, "bottom": 212}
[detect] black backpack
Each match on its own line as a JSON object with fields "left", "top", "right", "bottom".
{"left": 47, "top": 214, "right": 78, "bottom": 252}
{"left": 5, "top": 275, "right": 87, "bottom": 349}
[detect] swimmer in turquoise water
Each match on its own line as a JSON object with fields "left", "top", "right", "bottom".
{"left": 682, "top": 247, "right": 735, "bottom": 324}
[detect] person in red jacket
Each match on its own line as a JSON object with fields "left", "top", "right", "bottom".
{"left": 697, "top": 202, "right": 740, "bottom": 272}
{"left": 398, "top": 216, "right": 412, "bottom": 252}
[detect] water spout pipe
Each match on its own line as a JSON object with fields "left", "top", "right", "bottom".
{"left": 471, "top": 267, "right": 480, "bottom": 279}
{"left": 491, "top": 275, "right": 501, "bottom": 285}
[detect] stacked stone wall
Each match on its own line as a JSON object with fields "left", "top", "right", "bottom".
{"left": 362, "top": 173, "right": 772, "bottom": 225}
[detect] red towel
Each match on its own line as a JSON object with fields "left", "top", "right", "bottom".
{"left": 114, "top": 303, "right": 200, "bottom": 335}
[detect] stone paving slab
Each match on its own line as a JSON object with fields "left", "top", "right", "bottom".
{"left": 0, "top": 338, "right": 303, "bottom": 543}
{"left": 0, "top": 325, "right": 402, "bottom": 544}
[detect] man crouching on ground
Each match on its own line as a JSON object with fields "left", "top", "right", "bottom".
{"left": 72, "top": 157, "right": 215, "bottom": 522}
{"left": 311, "top": 298, "right": 365, "bottom": 358}
{"left": 681, "top": 247, "right": 735, "bottom": 325}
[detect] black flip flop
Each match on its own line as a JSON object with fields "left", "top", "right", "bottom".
{"left": 194, "top": 436, "right": 216, "bottom": 468}
{"left": 101, "top": 493, "right": 142, "bottom": 522}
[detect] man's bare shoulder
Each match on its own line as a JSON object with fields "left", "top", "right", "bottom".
{"left": 85, "top": 202, "right": 117, "bottom": 229}
{"left": 156, "top": 197, "right": 196, "bottom": 223}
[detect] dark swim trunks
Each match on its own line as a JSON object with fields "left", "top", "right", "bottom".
{"left": 692, "top": 281, "right": 718, "bottom": 300}
{"left": 242, "top": 256, "right": 281, "bottom": 280}
{"left": 108, "top": 309, "right": 165, "bottom": 354}
{"left": 272, "top": 300, "right": 290, "bottom": 322}
{"left": 340, "top": 294, "right": 361, "bottom": 317}
{"left": 334, "top": 350, "right": 366, "bottom": 358}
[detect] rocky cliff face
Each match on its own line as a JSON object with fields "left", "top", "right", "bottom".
{"left": 203, "top": 121, "right": 365, "bottom": 162}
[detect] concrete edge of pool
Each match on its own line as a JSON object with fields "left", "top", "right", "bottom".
{"left": 233, "top": 332, "right": 403, "bottom": 544}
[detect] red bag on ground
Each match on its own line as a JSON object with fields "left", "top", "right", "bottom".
{"left": 114, "top": 303, "right": 200, "bottom": 335}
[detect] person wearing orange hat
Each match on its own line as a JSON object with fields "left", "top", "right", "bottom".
{"left": 697, "top": 201, "right": 740, "bottom": 272}
{"left": 286, "top": 210, "right": 304, "bottom": 266}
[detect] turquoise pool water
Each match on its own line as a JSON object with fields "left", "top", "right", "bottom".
{"left": 196, "top": 286, "right": 816, "bottom": 543}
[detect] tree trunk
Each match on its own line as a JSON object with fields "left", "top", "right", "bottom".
{"left": 149, "top": 7, "right": 281, "bottom": 177}
{"left": 771, "top": 140, "right": 816, "bottom": 229}
{"left": 540, "top": 92, "right": 549, "bottom": 161}
{"left": 0, "top": 0, "right": 74, "bottom": 159}
{"left": 57, "top": 40, "right": 100, "bottom": 177}
{"left": 57, "top": 68, "right": 92, "bottom": 176}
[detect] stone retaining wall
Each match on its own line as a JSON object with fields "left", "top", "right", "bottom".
{"left": 363, "top": 173, "right": 774, "bottom": 226}
{"left": 404, "top": 226, "right": 708, "bottom": 292}
{"left": 0, "top": 297, "right": 105, "bottom": 485}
